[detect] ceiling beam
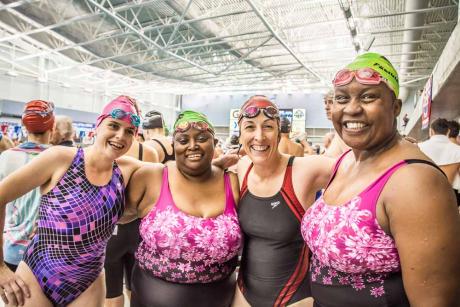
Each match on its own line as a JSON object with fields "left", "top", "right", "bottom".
{"left": 86, "top": 0, "right": 216, "bottom": 75}
{"left": 245, "top": 0, "right": 326, "bottom": 84}
{"left": 0, "top": 0, "right": 39, "bottom": 12}
{"left": 364, "top": 21, "right": 457, "bottom": 35}
{"left": 15, "top": 9, "right": 253, "bottom": 62}
{"left": 0, "top": 0, "right": 164, "bottom": 44}
{"left": 358, "top": 4, "right": 458, "bottom": 19}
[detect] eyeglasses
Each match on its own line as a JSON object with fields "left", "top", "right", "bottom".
{"left": 110, "top": 109, "right": 140, "bottom": 127}
{"left": 174, "top": 121, "right": 213, "bottom": 134}
{"left": 238, "top": 106, "right": 279, "bottom": 122}
{"left": 333, "top": 68, "right": 390, "bottom": 89}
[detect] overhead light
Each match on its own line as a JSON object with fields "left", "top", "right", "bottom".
{"left": 6, "top": 70, "right": 18, "bottom": 77}
{"left": 60, "top": 82, "right": 70, "bottom": 88}
{"left": 84, "top": 87, "right": 93, "bottom": 93}
{"left": 37, "top": 76, "right": 48, "bottom": 83}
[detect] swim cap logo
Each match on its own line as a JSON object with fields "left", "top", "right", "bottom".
{"left": 372, "top": 62, "right": 399, "bottom": 82}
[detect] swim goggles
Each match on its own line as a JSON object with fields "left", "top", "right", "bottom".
{"left": 109, "top": 108, "right": 140, "bottom": 127}
{"left": 23, "top": 101, "right": 55, "bottom": 117}
{"left": 174, "top": 121, "right": 214, "bottom": 135}
{"left": 333, "top": 68, "right": 391, "bottom": 90}
{"left": 238, "top": 106, "right": 279, "bottom": 123}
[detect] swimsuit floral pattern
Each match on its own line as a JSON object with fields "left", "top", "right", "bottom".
{"left": 301, "top": 196, "right": 400, "bottom": 298}
{"left": 137, "top": 206, "right": 242, "bottom": 283}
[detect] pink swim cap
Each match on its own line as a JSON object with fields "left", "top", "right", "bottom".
{"left": 96, "top": 96, "right": 140, "bottom": 131}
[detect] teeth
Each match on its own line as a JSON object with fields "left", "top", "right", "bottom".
{"left": 187, "top": 154, "right": 202, "bottom": 159}
{"left": 251, "top": 145, "right": 268, "bottom": 151}
{"left": 345, "top": 122, "right": 366, "bottom": 129}
{"left": 109, "top": 142, "right": 123, "bottom": 149}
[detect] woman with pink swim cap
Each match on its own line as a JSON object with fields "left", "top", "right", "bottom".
{"left": 0, "top": 96, "right": 146, "bottom": 307}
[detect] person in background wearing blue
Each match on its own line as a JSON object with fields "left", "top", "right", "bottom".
{"left": 0, "top": 100, "right": 55, "bottom": 272}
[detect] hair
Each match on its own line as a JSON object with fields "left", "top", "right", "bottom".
{"left": 143, "top": 110, "right": 164, "bottom": 129}
{"left": 55, "top": 115, "right": 74, "bottom": 140}
{"left": 28, "top": 130, "right": 47, "bottom": 136}
{"left": 229, "top": 134, "right": 239, "bottom": 146}
{"left": 323, "top": 89, "right": 334, "bottom": 103}
{"left": 136, "top": 132, "right": 145, "bottom": 142}
{"left": 430, "top": 118, "right": 449, "bottom": 135}
{"left": 280, "top": 117, "right": 291, "bottom": 133}
{"left": 447, "top": 120, "right": 459, "bottom": 138}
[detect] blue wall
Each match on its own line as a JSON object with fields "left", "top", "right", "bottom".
{"left": 181, "top": 93, "right": 332, "bottom": 128}
{"left": 0, "top": 99, "right": 98, "bottom": 124}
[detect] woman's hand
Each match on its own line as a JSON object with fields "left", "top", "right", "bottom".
{"left": 0, "top": 264, "right": 30, "bottom": 306}
{"left": 212, "top": 153, "right": 240, "bottom": 170}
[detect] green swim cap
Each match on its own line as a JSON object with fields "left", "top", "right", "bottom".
{"left": 346, "top": 52, "right": 399, "bottom": 97}
{"left": 174, "top": 110, "right": 215, "bottom": 135}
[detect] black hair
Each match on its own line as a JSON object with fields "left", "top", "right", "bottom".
{"left": 230, "top": 134, "right": 239, "bottom": 146}
{"left": 280, "top": 117, "right": 291, "bottom": 133}
{"left": 447, "top": 120, "right": 459, "bottom": 138}
{"left": 430, "top": 118, "right": 449, "bottom": 135}
{"left": 142, "top": 111, "right": 163, "bottom": 129}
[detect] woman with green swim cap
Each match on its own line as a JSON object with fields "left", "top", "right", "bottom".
{"left": 300, "top": 52, "right": 460, "bottom": 306}
{"left": 126, "top": 110, "right": 242, "bottom": 307}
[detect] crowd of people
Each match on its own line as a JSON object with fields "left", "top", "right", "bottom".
{"left": 0, "top": 52, "right": 459, "bottom": 307}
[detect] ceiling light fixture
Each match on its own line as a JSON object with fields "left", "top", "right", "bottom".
{"left": 6, "top": 70, "right": 18, "bottom": 77}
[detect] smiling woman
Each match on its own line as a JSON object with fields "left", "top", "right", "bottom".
{"left": 231, "top": 96, "right": 334, "bottom": 307}
{"left": 301, "top": 53, "right": 460, "bottom": 307}
{"left": 126, "top": 110, "right": 242, "bottom": 307}
{"left": 0, "top": 95, "right": 143, "bottom": 307}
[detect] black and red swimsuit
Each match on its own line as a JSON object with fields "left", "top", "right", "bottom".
{"left": 238, "top": 156, "right": 311, "bottom": 306}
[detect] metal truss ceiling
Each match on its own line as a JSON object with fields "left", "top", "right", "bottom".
{"left": 0, "top": 0, "right": 457, "bottom": 94}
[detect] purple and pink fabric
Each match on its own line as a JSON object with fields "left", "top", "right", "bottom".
{"left": 301, "top": 150, "right": 410, "bottom": 306}
{"left": 23, "top": 148, "right": 125, "bottom": 306}
{"left": 136, "top": 167, "right": 242, "bottom": 284}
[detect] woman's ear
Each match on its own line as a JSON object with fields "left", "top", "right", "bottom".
{"left": 393, "top": 98, "right": 402, "bottom": 117}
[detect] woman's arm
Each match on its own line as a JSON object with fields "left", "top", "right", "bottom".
{"left": 291, "top": 155, "right": 335, "bottom": 206}
{"left": 0, "top": 147, "right": 69, "bottom": 305}
{"left": 0, "top": 147, "right": 66, "bottom": 207}
{"left": 125, "top": 163, "right": 164, "bottom": 218}
{"left": 228, "top": 172, "right": 240, "bottom": 206}
{"left": 143, "top": 144, "right": 160, "bottom": 163}
{"left": 384, "top": 163, "right": 460, "bottom": 306}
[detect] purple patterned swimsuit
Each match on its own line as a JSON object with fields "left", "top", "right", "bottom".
{"left": 23, "top": 148, "right": 125, "bottom": 306}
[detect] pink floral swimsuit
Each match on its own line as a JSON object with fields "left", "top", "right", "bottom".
{"left": 136, "top": 167, "right": 242, "bottom": 284}
{"left": 300, "top": 151, "right": 424, "bottom": 307}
